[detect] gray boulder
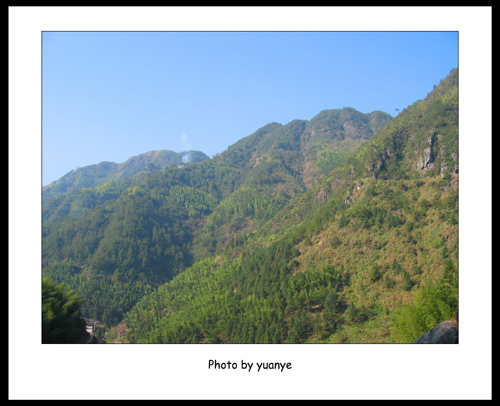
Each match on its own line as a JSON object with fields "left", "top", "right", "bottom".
{"left": 412, "top": 319, "right": 458, "bottom": 344}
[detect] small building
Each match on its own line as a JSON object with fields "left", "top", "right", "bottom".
{"left": 85, "top": 321, "right": 97, "bottom": 334}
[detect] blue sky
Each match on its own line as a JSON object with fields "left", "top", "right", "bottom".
{"left": 42, "top": 31, "right": 458, "bottom": 185}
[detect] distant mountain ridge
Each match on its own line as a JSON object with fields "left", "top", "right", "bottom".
{"left": 42, "top": 149, "right": 209, "bottom": 200}
{"left": 216, "top": 107, "right": 393, "bottom": 190}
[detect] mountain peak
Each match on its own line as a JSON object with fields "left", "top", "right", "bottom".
{"left": 42, "top": 149, "right": 209, "bottom": 199}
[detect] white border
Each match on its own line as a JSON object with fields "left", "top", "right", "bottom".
{"left": 9, "top": 7, "right": 491, "bottom": 400}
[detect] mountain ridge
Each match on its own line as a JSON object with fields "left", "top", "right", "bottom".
{"left": 42, "top": 105, "right": 393, "bottom": 328}
{"left": 122, "top": 68, "right": 458, "bottom": 344}
{"left": 42, "top": 69, "right": 458, "bottom": 343}
{"left": 42, "top": 149, "right": 210, "bottom": 199}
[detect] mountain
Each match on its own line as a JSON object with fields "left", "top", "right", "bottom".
{"left": 191, "top": 108, "right": 392, "bottom": 259}
{"left": 42, "top": 107, "right": 392, "bottom": 330}
{"left": 122, "top": 68, "right": 458, "bottom": 344}
{"left": 42, "top": 68, "right": 458, "bottom": 344}
{"left": 42, "top": 149, "right": 209, "bottom": 202}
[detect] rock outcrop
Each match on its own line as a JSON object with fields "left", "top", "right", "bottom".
{"left": 416, "top": 135, "right": 436, "bottom": 171}
{"left": 413, "top": 310, "right": 458, "bottom": 344}
{"left": 314, "top": 188, "right": 329, "bottom": 203}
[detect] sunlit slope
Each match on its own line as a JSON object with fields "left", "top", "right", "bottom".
{"left": 124, "top": 68, "right": 458, "bottom": 344}
{"left": 42, "top": 105, "right": 390, "bottom": 328}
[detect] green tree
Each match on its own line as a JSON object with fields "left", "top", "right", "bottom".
{"left": 391, "top": 260, "right": 458, "bottom": 342}
{"left": 42, "top": 277, "right": 88, "bottom": 343}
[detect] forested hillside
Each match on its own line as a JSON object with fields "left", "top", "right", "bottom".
{"left": 122, "top": 68, "right": 458, "bottom": 344}
{"left": 42, "top": 103, "right": 391, "bottom": 329}
{"left": 42, "top": 69, "right": 458, "bottom": 343}
{"left": 42, "top": 149, "right": 209, "bottom": 203}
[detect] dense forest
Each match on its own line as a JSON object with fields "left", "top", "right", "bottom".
{"left": 42, "top": 68, "right": 458, "bottom": 344}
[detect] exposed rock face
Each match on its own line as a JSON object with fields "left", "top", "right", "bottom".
{"left": 364, "top": 147, "right": 394, "bottom": 179}
{"left": 416, "top": 135, "right": 436, "bottom": 171}
{"left": 413, "top": 315, "right": 458, "bottom": 344}
{"left": 314, "top": 188, "right": 329, "bottom": 203}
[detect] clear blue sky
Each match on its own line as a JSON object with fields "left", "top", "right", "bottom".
{"left": 42, "top": 31, "right": 458, "bottom": 185}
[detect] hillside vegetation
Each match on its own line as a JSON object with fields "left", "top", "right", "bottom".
{"left": 42, "top": 68, "right": 458, "bottom": 343}
{"left": 42, "top": 149, "right": 209, "bottom": 203}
